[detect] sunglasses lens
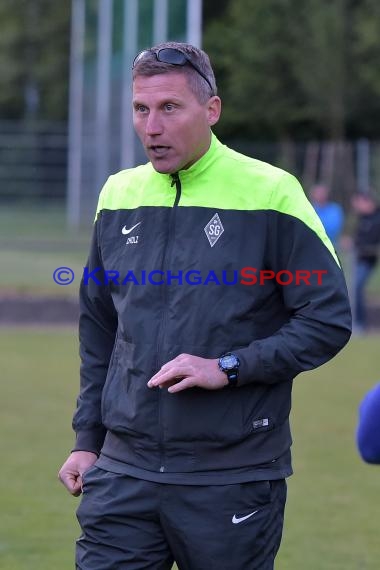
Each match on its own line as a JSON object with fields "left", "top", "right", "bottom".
{"left": 157, "top": 48, "right": 187, "bottom": 66}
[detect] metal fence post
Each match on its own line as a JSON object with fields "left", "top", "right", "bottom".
{"left": 67, "top": 0, "right": 85, "bottom": 229}
{"left": 120, "top": 0, "right": 138, "bottom": 170}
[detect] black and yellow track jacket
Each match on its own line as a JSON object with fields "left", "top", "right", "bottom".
{"left": 73, "top": 134, "right": 351, "bottom": 484}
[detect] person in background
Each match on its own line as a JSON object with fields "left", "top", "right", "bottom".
{"left": 351, "top": 192, "right": 380, "bottom": 333}
{"left": 356, "top": 382, "right": 380, "bottom": 463}
{"left": 310, "top": 183, "right": 344, "bottom": 248}
{"left": 58, "top": 41, "right": 352, "bottom": 570}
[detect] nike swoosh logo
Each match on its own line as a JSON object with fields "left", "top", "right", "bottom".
{"left": 232, "top": 510, "right": 259, "bottom": 524}
{"left": 122, "top": 222, "right": 141, "bottom": 235}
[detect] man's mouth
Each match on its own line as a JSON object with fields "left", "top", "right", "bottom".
{"left": 149, "top": 145, "right": 170, "bottom": 156}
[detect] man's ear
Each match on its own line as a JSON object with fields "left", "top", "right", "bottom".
{"left": 207, "top": 96, "right": 222, "bottom": 127}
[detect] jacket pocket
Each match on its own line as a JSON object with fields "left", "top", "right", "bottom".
{"left": 101, "top": 336, "right": 133, "bottom": 425}
{"left": 101, "top": 337, "right": 158, "bottom": 437}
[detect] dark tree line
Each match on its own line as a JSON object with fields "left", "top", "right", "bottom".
{"left": 0, "top": 0, "right": 70, "bottom": 121}
{"left": 0, "top": 0, "right": 379, "bottom": 141}
{"left": 204, "top": 0, "right": 380, "bottom": 140}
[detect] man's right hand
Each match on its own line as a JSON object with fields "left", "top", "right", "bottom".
{"left": 58, "top": 451, "right": 98, "bottom": 496}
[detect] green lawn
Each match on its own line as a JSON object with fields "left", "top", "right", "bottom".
{"left": 1, "top": 330, "right": 379, "bottom": 569}
{"left": 1, "top": 203, "right": 380, "bottom": 300}
{"left": 0, "top": 203, "right": 89, "bottom": 296}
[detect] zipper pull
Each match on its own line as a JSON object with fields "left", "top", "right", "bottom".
{"left": 170, "top": 172, "right": 181, "bottom": 206}
{"left": 170, "top": 172, "right": 179, "bottom": 187}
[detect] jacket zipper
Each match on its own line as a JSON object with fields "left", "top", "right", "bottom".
{"left": 157, "top": 172, "right": 182, "bottom": 472}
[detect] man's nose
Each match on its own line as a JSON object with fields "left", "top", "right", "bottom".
{"left": 145, "top": 111, "right": 163, "bottom": 136}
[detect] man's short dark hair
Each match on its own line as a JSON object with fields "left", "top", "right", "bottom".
{"left": 132, "top": 41, "right": 217, "bottom": 104}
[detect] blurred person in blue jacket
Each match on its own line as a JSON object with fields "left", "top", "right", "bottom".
{"left": 310, "top": 184, "right": 344, "bottom": 248}
{"left": 357, "top": 382, "right": 380, "bottom": 463}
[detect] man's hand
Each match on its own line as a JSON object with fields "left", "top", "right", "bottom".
{"left": 58, "top": 451, "right": 98, "bottom": 496}
{"left": 147, "top": 354, "right": 228, "bottom": 393}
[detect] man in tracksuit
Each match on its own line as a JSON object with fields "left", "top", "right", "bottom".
{"left": 59, "top": 42, "right": 352, "bottom": 569}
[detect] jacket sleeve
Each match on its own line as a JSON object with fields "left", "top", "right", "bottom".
{"left": 356, "top": 383, "right": 380, "bottom": 464}
{"left": 235, "top": 172, "right": 352, "bottom": 385}
{"left": 72, "top": 212, "right": 118, "bottom": 454}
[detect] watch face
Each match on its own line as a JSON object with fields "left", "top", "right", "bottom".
{"left": 221, "top": 354, "right": 239, "bottom": 370}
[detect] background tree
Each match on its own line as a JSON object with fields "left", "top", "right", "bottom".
{"left": 203, "top": 0, "right": 380, "bottom": 141}
{"left": 204, "top": 0, "right": 304, "bottom": 140}
{"left": 349, "top": 0, "right": 380, "bottom": 138}
{"left": 0, "top": 0, "right": 70, "bottom": 121}
{"left": 290, "top": 0, "right": 349, "bottom": 140}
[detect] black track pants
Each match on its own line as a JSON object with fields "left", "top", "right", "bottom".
{"left": 76, "top": 466, "right": 287, "bottom": 570}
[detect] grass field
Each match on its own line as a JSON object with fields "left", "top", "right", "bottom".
{"left": 1, "top": 329, "right": 379, "bottom": 569}
{"left": 1, "top": 203, "right": 380, "bottom": 300}
{"left": 0, "top": 204, "right": 89, "bottom": 296}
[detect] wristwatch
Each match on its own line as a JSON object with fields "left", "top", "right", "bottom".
{"left": 218, "top": 353, "right": 240, "bottom": 387}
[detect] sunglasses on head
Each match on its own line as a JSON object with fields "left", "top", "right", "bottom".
{"left": 133, "top": 47, "right": 214, "bottom": 94}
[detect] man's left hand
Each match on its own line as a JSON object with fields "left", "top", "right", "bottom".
{"left": 147, "top": 354, "right": 228, "bottom": 393}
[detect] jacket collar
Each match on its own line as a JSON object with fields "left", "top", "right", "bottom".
{"left": 160, "top": 132, "right": 222, "bottom": 184}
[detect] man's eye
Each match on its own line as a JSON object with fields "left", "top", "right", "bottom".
{"left": 164, "top": 103, "right": 175, "bottom": 111}
{"left": 135, "top": 105, "right": 147, "bottom": 113}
